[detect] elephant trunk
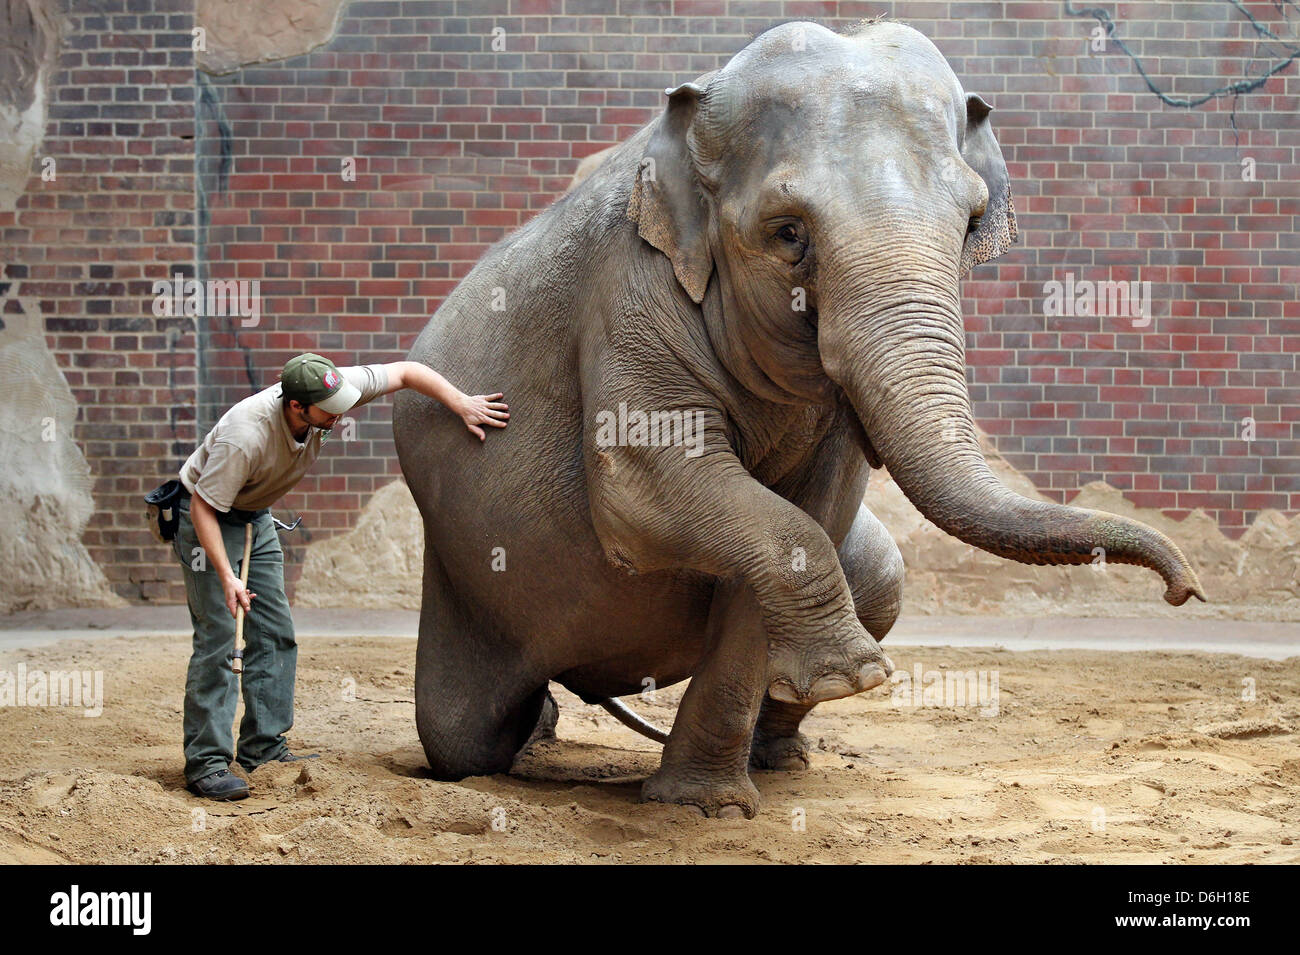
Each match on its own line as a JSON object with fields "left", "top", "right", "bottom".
{"left": 818, "top": 251, "right": 1205, "bottom": 606}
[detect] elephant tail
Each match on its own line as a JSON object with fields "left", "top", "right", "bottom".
{"left": 600, "top": 698, "right": 670, "bottom": 744}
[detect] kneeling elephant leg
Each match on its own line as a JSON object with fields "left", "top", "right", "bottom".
{"left": 414, "top": 556, "right": 549, "bottom": 780}
{"left": 841, "top": 504, "right": 905, "bottom": 641}
{"left": 750, "top": 697, "right": 815, "bottom": 771}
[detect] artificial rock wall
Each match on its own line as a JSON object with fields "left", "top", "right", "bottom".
{"left": 296, "top": 461, "right": 1300, "bottom": 621}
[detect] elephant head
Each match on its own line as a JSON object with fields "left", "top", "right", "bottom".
{"left": 628, "top": 20, "right": 1204, "bottom": 605}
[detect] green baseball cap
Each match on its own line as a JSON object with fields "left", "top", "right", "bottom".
{"left": 280, "top": 353, "right": 360, "bottom": 415}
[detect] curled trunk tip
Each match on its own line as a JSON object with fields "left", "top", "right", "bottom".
{"left": 1159, "top": 553, "right": 1206, "bottom": 605}
{"left": 1084, "top": 511, "right": 1206, "bottom": 607}
{"left": 965, "top": 504, "right": 1208, "bottom": 607}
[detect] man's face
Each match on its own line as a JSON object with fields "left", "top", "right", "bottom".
{"left": 303, "top": 404, "right": 341, "bottom": 430}
{"left": 290, "top": 399, "right": 341, "bottom": 431}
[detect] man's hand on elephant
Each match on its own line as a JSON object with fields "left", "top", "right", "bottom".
{"left": 221, "top": 572, "right": 255, "bottom": 619}
{"left": 381, "top": 363, "right": 510, "bottom": 441}
{"left": 456, "top": 392, "right": 510, "bottom": 441}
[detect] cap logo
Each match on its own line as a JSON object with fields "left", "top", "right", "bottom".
{"left": 323, "top": 369, "right": 340, "bottom": 390}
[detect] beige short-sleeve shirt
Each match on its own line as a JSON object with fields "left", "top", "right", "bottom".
{"left": 179, "top": 364, "right": 389, "bottom": 512}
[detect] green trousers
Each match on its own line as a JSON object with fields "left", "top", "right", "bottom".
{"left": 173, "top": 499, "right": 297, "bottom": 783}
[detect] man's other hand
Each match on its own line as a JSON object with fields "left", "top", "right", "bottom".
{"left": 222, "top": 572, "right": 256, "bottom": 618}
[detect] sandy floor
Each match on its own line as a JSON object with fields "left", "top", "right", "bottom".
{"left": 0, "top": 631, "right": 1296, "bottom": 864}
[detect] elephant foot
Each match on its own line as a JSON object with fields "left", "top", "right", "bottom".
{"left": 641, "top": 770, "right": 759, "bottom": 819}
{"left": 767, "top": 631, "right": 893, "bottom": 704}
{"left": 749, "top": 731, "right": 810, "bottom": 772}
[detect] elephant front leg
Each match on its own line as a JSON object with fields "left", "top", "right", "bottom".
{"left": 752, "top": 502, "right": 907, "bottom": 772}
{"left": 587, "top": 424, "right": 891, "bottom": 705}
{"left": 642, "top": 580, "right": 767, "bottom": 818}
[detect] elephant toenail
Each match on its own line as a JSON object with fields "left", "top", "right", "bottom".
{"left": 717, "top": 805, "right": 747, "bottom": 819}
{"left": 858, "top": 663, "right": 888, "bottom": 690}
{"left": 768, "top": 682, "right": 803, "bottom": 704}
{"left": 809, "top": 674, "right": 854, "bottom": 701}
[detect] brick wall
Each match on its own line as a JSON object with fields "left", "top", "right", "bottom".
{"left": 953, "top": 1, "right": 1300, "bottom": 528}
{"left": 4, "top": 0, "right": 1298, "bottom": 603}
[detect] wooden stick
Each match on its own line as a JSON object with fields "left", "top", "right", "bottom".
{"left": 231, "top": 522, "right": 252, "bottom": 674}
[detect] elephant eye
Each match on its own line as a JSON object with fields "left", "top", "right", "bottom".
{"left": 769, "top": 219, "right": 807, "bottom": 265}
{"left": 967, "top": 214, "right": 982, "bottom": 235}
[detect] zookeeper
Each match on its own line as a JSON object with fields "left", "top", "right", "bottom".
{"left": 170, "top": 353, "right": 509, "bottom": 800}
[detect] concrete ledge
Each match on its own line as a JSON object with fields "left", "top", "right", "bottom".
{"left": 0, "top": 607, "right": 1295, "bottom": 660}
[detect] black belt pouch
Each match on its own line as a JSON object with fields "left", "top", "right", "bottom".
{"left": 144, "top": 479, "right": 185, "bottom": 543}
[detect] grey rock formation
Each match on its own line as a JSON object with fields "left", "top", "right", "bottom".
{"left": 0, "top": 293, "right": 124, "bottom": 612}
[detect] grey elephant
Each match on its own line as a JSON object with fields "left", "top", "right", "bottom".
{"left": 393, "top": 19, "right": 1204, "bottom": 818}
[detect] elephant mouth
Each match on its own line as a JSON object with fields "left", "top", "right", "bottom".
{"left": 862, "top": 432, "right": 883, "bottom": 469}
{"left": 842, "top": 395, "right": 882, "bottom": 468}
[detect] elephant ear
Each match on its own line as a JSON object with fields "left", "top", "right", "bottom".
{"left": 959, "top": 93, "right": 1018, "bottom": 276}
{"left": 627, "top": 79, "right": 714, "bottom": 304}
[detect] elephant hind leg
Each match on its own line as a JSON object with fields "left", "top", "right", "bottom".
{"left": 752, "top": 504, "right": 903, "bottom": 771}
{"left": 414, "top": 552, "right": 548, "bottom": 780}
{"left": 521, "top": 687, "right": 559, "bottom": 750}
{"left": 417, "top": 642, "right": 550, "bottom": 781}
{"left": 750, "top": 697, "right": 815, "bottom": 771}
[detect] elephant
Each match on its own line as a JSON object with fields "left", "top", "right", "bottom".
{"left": 392, "top": 19, "right": 1204, "bottom": 818}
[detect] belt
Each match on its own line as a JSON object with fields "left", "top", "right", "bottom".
{"left": 177, "top": 487, "right": 268, "bottom": 525}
